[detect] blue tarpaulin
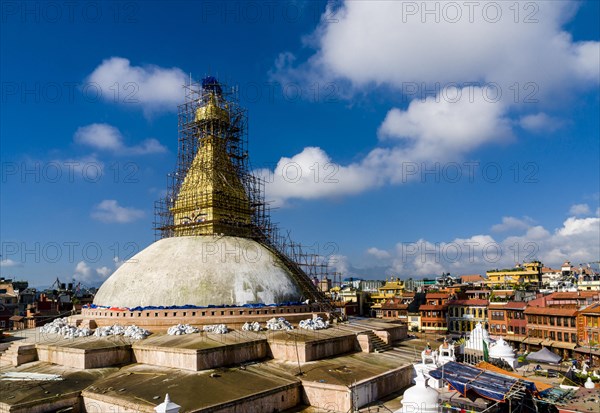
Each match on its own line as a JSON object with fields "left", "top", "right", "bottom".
{"left": 84, "top": 301, "right": 306, "bottom": 311}
{"left": 429, "top": 362, "right": 534, "bottom": 402}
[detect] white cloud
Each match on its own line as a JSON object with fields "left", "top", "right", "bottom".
{"left": 91, "top": 200, "right": 144, "bottom": 224}
{"left": 73, "top": 261, "right": 114, "bottom": 283}
{"left": 265, "top": 2, "right": 599, "bottom": 205}
{"left": 557, "top": 216, "right": 600, "bottom": 237}
{"left": 73, "top": 261, "right": 93, "bottom": 282}
{"left": 256, "top": 146, "right": 378, "bottom": 204}
{"left": 569, "top": 203, "right": 591, "bottom": 216}
{"left": 260, "top": 87, "right": 513, "bottom": 203}
{"left": 328, "top": 254, "right": 351, "bottom": 277}
{"left": 0, "top": 258, "right": 22, "bottom": 268}
{"left": 519, "top": 113, "right": 564, "bottom": 133}
{"left": 491, "top": 216, "right": 533, "bottom": 233}
{"left": 367, "top": 247, "right": 391, "bottom": 260}
{"left": 355, "top": 211, "right": 599, "bottom": 277}
{"left": 87, "top": 57, "right": 187, "bottom": 113}
{"left": 276, "top": 2, "right": 599, "bottom": 103}
{"left": 95, "top": 266, "right": 112, "bottom": 278}
{"left": 378, "top": 87, "right": 513, "bottom": 161}
{"left": 75, "top": 123, "right": 167, "bottom": 155}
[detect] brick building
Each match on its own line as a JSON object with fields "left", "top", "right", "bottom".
{"left": 488, "top": 302, "right": 508, "bottom": 338}
{"left": 381, "top": 298, "right": 409, "bottom": 321}
{"left": 419, "top": 293, "right": 450, "bottom": 334}
{"left": 524, "top": 306, "right": 579, "bottom": 358}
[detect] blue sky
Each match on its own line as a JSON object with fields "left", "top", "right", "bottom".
{"left": 1, "top": 1, "right": 599, "bottom": 287}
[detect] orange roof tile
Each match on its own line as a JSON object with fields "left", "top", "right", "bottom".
{"left": 461, "top": 275, "right": 485, "bottom": 282}
{"left": 524, "top": 306, "right": 578, "bottom": 316}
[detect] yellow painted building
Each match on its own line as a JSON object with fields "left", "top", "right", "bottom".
{"left": 370, "top": 278, "right": 405, "bottom": 316}
{"left": 486, "top": 261, "right": 542, "bottom": 287}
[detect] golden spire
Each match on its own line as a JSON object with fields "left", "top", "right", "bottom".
{"left": 195, "top": 92, "right": 230, "bottom": 124}
{"left": 170, "top": 88, "right": 252, "bottom": 237}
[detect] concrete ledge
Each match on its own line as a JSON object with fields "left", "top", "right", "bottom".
{"left": 268, "top": 332, "right": 356, "bottom": 362}
{"left": 132, "top": 338, "right": 268, "bottom": 371}
{"left": 36, "top": 343, "right": 131, "bottom": 369}
{"left": 302, "top": 363, "right": 413, "bottom": 412}
{"left": 1, "top": 393, "right": 80, "bottom": 413}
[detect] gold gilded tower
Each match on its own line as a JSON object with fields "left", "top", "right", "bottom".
{"left": 155, "top": 77, "right": 257, "bottom": 239}
{"left": 170, "top": 92, "right": 252, "bottom": 236}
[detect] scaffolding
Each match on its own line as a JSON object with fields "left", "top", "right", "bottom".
{"left": 153, "top": 77, "right": 335, "bottom": 310}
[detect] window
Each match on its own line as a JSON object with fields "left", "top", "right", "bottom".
{"left": 557, "top": 332, "right": 562, "bottom": 341}
{"left": 550, "top": 331, "right": 555, "bottom": 340}
{"left": 571, "top": 333, "right": 577, "bottom": 343}
{"left": 570, "top": 318, "right": 576, "bottom": 327}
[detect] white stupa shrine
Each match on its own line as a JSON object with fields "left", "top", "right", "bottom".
{"left": 395, "top": 370, "right": 440, "bottom": 413}
{"left": 488, "top": 337, "right": 518, "bottom": 369}
{"left": 465, "top": 322, "right": 491, "bottom": 351}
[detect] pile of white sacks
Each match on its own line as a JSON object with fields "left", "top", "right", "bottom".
{"left": 202, "top": 324, "right": 228, "bottom": 334}
{"left": 266, "top": 317, "right": 293, "bottom": 331}
{"left": 39, "top": 318, "right": 92, "bottom": 338}
{"left": 167, "top": 324, "right": 199, "bottom": 335}
{"left": 242, "top": 321, "right": 262, "bottom": 332}
{"left": 298, "top": 317, "right": 329, "bottom": 330}
{"left": 93, "top": 324, "right": 150, "bottom": 340}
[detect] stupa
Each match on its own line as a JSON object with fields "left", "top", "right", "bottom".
{"left": 465, "top": 322, "right": 491, "bottom": 351}
{"left": 83, "top": 77, "right": 331, "bottom": 329}
{"left": 395, "top": 370, "right": 440, "bottom": 413}
{"left": 489, "top": 337, "right": 518, "bottom": 369}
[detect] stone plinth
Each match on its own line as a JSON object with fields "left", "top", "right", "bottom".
{"left": 299, "top": 353, "right": 414, "bottom": 411}
{"left": 268, "top": 329, "right": 357, "bottom": 362}
{"left": 81, "top": 363, "right": 302, "bottom": 413}
{"left": 132, "top": 332, "right": 267, "bottom": 371}
{"left": 35, "top": 337, "right": 132, "bottom": 369}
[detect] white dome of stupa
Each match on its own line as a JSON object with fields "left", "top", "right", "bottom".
{"left": 93, "top": 236, "right": 303, "bottom": 308}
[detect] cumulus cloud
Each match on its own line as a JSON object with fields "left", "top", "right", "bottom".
{"left": 519, "top": 113, "right": 564, "bottom": 133}
{"left": 491, "top": 216, "right": 534, "bottom": 233}
{"left": 259, "top": 87, "right": 513, "bottom": 203}
{"left": 0, "top": 258, "right": 22, "bottom": 268}
{"left": 569, "top": 203, "right": 591, "bottom": 216}
{"left": 367, "top": 247, "right": 391, "bottom": 260}
{"left": 256, "top": 146, "right": 378, "bottom": 204}
{"left": 95, "top": 266, "right": 112, "bottom": 278}
{"left": 264, "top": 2, "right": 598, "bottom": 204}
{"left": 87, "top": 57, "right": 187, "bottom": 113}
{"left": 359, "top": 213, "right": 600, "bottom": 277}
{"left": 73, "top": 261, "right": 114, "bottom": 283}
{"left": 378, "top": 87, "right": 513, "bottom": 160}
{"left": 276, "top": 1, "right": 599, "bottom": 102}
{"left": 75, "top": 123, "right": 167, "bottom": 156}
{"left": 91, "top": 200, "right": 144, "bottom": 224}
